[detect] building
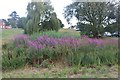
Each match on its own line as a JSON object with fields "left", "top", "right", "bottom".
{"left": 0, "top": 19, "right": 12, "bottom": 29}
{"left": 0, "top": 20, "right": 5, "bottom": 29}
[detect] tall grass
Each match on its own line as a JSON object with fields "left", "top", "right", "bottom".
{"left": 30, "top": 30, "right": 80, "bottom": 40}
{"left": 2, "top": 31, "right": 118, "bottom": 70}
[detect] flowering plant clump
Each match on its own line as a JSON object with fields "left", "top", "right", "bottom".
{"left": 2, "top": 34, "right": 118, "bottom": 69}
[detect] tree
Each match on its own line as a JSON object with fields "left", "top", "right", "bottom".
{"left": 17, "top": 17, "right": 27, "bottom": 29}
{"left": 8, "top": 11, "right": 19, "bottom": 28}
{"left": 104, "top": 1, "right": 120, "bottom": 33}
{"left": 25, "top": 2, "right": 43, "bottom": 34}
{"left": 40, "top": 13, "right": 62, "bottom": 31}
{"left": 64, "top": 2, "right": 112, "bottom": 38}
{"left": 116, "top": 1, "right": 120, "bottom": 31}
{"left": 25, "top": 1, "right": 63, "bottom": 34}
{"left": 58, "top": 19, "right": 64, "bottom": 28}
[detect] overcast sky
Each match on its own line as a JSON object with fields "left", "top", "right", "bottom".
{"left": 0, "top": 0, "right": 30, "bottom": 19}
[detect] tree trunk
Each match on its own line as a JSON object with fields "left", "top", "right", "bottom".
{"left": 92, "top": 23, "right": 99, "bottom": 38}
{"left": 93, "top": 31, "right": 99, "bottom": 38}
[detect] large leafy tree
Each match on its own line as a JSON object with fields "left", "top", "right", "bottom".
{"left": 25, "top": 2, "right": 44, "bottom": 34}
{"left": 41, "top": 12, "right": 61, "bottom": 31}
{"left": 25, "top": 1, "right": 63, "bottom": 34}
{"left": 64, "top": 2, "right": 114, "bottom": 38}
{"left": 104, "top": 1, "right": 120, "bottom": 33}
{"left": 116, "top": 1, "right": 120, "bottom": 31}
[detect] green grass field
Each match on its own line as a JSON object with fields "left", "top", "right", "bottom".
{"left": 1, "top": 28, "right": 23, "bottom": 39}
{"left": 1, "top": 28, "right": 118, "bottom": 78}
{"left": 1, "top": 28, "right": 23, "bottom": 45}
{"left": 1, "top": 28, "right": 79, "bottom": 40}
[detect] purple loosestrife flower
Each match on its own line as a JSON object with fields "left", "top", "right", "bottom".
{"left": 76, "top": 38, "right": 81, "bottom": 47}
{"left": 46, "top": 38, "right": 51, "bottom": 45}
{"left": 37, "top": 36, "right": 59, "bottom": 47}
{"left": 27, "top": 40, "right": 45, "bottom": 50}
{"left": 45, "top": 37, "right": 52, "bottom": 46}
{"left": 14, "top": 34, "right": 29, "bottom": 41}
{"left": 95, "top": 39, "right": 104, "bottom": 46}
{"left": 64, "top": 37, "right": 71, "bottom": 46}
{"left": 52, "top": 39, "right": 58, "bottom": 45}
{"left": 14, "top": 36, "right": 28, "bottom": 43}
{"left": 87, "top": 38, "right": 101, "bottom": 46}
{"left": 13, "top": 34, "right": 29, "bottom": 47}
{"left": 104, "top": 38, "right": 118, "bottom": 46}
{"left": 37, "top": 44, "right": 45, "bottom": 49}
{"left": 37, "top": 36, "right": 45, "bottom": 43}
{"left": 27, "top": 40, "right": 37, "bottom": 48}
{"left": 71, "top": 38, "right": 76, "bottom": 44}
{"left": 37, "top": 35, "right": 49, "bottom": 46}
{"left": 70, "top": 38, "right": 77, "bottom": 48}
{"left": 58, "top": 38, "right": 64, "bottom": 45}
{"left": 49, "top": 37, "right": 56, "bottom": 44}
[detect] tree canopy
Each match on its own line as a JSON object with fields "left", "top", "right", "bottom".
{"left": 64, "top": 2, "right": 119, "bottom": 38}
{"left": 7, "top": 11, "right": 19, "bottom": 28}
{"left": 24, "top": 1, "right": 63, "bottom": 35}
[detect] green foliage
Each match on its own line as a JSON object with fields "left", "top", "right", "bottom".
{"left": 24, "top": 2, "right": 63, "bottom": 35}
{"left": 1, "top": 29, "right": 23, "bottom": 40}
{"left": 64, "top": 2, "right": 119, "bottom": 38}
{"left": 17, "top": 17, "right": 27, "bottom": 29}
{"left": 41, "top": 13, "right": 61, "bottom": 31}
{"left": 67, "top": 46, "right": 118, "bottom": 66}
{"left": 8, "top": 11, "right": 19, "bottom": 28}
{"left": 30, "top": 31, "right": 80, "bottom": 40}
{"left": 2, "top": 43, "right": 26, "bottom": 70}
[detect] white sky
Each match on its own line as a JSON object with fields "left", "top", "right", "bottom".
{"left": 0, "top": 0, "right": 30, "bottom": 19}
{"left": 51, "top": 0, "right": 73, "bottom": 28}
